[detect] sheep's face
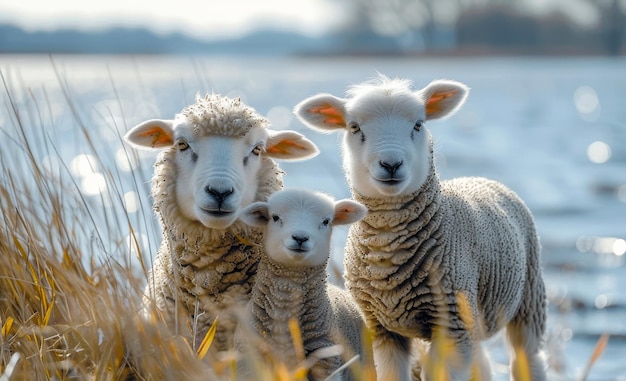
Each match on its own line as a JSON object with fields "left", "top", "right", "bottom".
{"left": 239, "top": 189, "right": 366, "bottom": 267}
{"left": 172, "top": 123, "right": 268, "bottom": 228}
{"left": 294, "top": 77, "right": 469, "bottom": 198}
{"left": 125, "top": 117, "right": 319, "bottom": 229}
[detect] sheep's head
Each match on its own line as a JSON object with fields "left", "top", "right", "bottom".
{"left": 294, "top": 76, "right": 468, "bottom": 198}
{"left": 239, "top": 189, "right": 366, "bottom": 267}
{"left": 125, "top": 95, "right": 319, "bottom": 229}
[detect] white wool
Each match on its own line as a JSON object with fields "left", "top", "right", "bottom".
{"left": 125, "top": 94, "right": 318, "bottom": 356}
{"left": 236, "top": 189, "right": 367, "bottom": 381}
{"left": 293, "top": 76, "right": 547, "bottom": 381}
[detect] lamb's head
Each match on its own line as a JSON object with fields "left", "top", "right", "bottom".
{"left": 125, "top": 94, "right": 319, "bottom": 229}
{"left": 239, "top": 189, "right": 366, "bottom": 267}
{"left": 294, "top": 76, "right": 468, "bottom": 198}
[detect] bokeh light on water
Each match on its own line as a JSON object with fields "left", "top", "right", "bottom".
{"left": 123, "top": 191, "right": 140, "bottom": 213}
{"left": 586, "top": 141, "right": 612, "bottom": 164}
{"left": 576, "top": 235, "right": 626, "bottom": 257}
{"left": 573, "top": 85, "right": 600, "bottom": 121}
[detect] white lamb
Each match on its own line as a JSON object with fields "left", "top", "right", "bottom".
{"left": 236, "top": 188, "right": 367, "bottom": 381}
{"left": 124, "top": 94, "right": 318, "bottom": 354}
{"left": 293, "top": 76, "right": 547, "bottom": 381}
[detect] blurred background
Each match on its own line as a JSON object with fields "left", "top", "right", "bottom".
{"left": 0, "top": 0, "right": 625, "bottom": 56}
{"left": 1, "top": 0, "right": 625, "bottom": 380}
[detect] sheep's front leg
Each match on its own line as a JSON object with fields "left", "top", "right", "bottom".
{"left": 372, "top": 327, "right": 412, "bottom": 381}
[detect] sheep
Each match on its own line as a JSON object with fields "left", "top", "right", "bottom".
{"left": 124, "top": 94, "right": 319, "bottom": 355}
{"left": 293, "top": 76, "right": 548, "bottom": 381}
{"left": 236, "top": 188, "right": 368, "bottom": 381}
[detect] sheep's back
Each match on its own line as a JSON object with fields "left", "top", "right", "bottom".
{"left": 440, "top": 176, "right": 537, "bottom": 337}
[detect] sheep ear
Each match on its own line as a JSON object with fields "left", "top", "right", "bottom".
{"left": 333, "top": 199, "right": 367, "bottom": 226}
{"left": 419, "top": 80, "right": 469, "bottom": 121}
{"left": 293, "top": 94, "right": 348, "bottom": 133}
{"left": 239, "top": 202, "right": 270, "bottom": 227}
{"left": 125, "top": 119, "right": 175, "bottom": 149}
{"left": 265, "top": 130, "right": 319, "bottom": 161}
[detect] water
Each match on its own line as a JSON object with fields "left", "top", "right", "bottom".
{"left": 1, "top": 54, "right": 625, "bottom": 380}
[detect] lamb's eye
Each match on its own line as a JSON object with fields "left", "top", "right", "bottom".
{"left": 272, "top": 215, "right": 280, "bottom": 222}
{"left": 414, "top": 120, "right": 423, "bottom": 132}
{"left": 177, "top": 140, "right": 189, "bottom": 151}
{"left": 322, "top": 218, "right": 330, "bottom": 226}
{"left": 251, "top": 144, "right": 263, "bottom": 156}
{"left": 348, "top": 122, "right": 361, "bottom": 134}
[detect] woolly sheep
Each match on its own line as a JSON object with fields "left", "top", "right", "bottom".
{"left": 293, "top": 76, "right": 547, "bottom": 381}
{"left": 124, "top": 94, "right": 319, "bottom": 354}
{"left": 237, "top": 188, "right": 367, "bottom": 381}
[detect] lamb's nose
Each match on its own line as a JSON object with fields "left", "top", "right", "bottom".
{"left": 205, "top": 186, "right": 234, "bottom": 205}
{"left": 292, "top": 234, "right": 309, "bottom": 246}
{"left": 379, "top": 160, "right": 403, "bottom": 176}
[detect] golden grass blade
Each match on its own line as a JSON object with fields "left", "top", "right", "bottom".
{"left": 579, "top": 333, "right": 610, "bottom": 381}
{"left": 292, "top": 365, "right": 309, "bottom": 380}
{"left": 197, "top": 316, "right": 218, "bottom": 360}
{"left": 2, "top": 317, "right": 15, "bottom": 338}
{"left": 42, "top": 299, "right": 55, "bottom": 326}
{"left": 288, "top": 317, "right": 305, "bottom": 363}
{"left": 456, "top": 292, "right": 474, "bottom": 331}
{"left": 360, "top": 327, "right": 376, "bottom": 381}
{"left": 511, "top": 346, "right": 530, "bottom": 381}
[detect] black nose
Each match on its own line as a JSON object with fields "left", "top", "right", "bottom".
{"left": 292, "top": 234, "right": 309, "bottom": 246}
{"left": 205, "top": 186, "right": 234, "bottom": 205}
{"left": 379, "top": 160, "right": 403, "bottom": 176}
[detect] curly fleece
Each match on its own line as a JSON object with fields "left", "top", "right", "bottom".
{"left": 244, "top": 253, "right": 363, "bottom": 381}
{"left": 344, "top": 147, "right": 546, "bottom": 376}
{"left": 144, "top": 95, "right": 284, "bottom": 351}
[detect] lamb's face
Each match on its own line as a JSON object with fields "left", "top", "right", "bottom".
{"left": 264, "top": 191, "right": 335, "bottom": 267}
{"left": 173, "top": 123, "right": 269, "bottom": 228}
{"left": 239, "top": 189, "right": 366, "bottom": 268}
{"left": 342, "top": 91, "right": 432, "bottom": 197}
{"left": 294, "top": 77, "right": 469, "bottom": 198}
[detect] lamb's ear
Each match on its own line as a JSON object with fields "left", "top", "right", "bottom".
{"left": 419, "top": 80, "right": 469, "bottom": 121}
{"left": 124, "top": 119, "right": 175, "bottom": 149}
{"left": 265, "top": 130, "right": 319, "bottom": 161}
{"left": 333, "top": 199, "right": 367, "bottom": 226}
{"left": 238, "top": 202, "right": 270, "bottom": 227}
{"left": 293, "top": 94, "right": 348, "bottom": 133}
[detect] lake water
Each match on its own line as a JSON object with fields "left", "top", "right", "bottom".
{"left": 1, "top": 54, "right": 625, "bottom": 380}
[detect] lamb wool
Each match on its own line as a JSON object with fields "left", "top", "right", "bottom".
{"left": 244, "top": 253, "right": 363, "bottom": 381}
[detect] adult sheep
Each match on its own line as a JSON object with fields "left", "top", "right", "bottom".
{"left": 237, "top": 188, "right": 367, "bottom": 381}
{"left": 293, "top": 76, "right": 547, "bottom": 381}
{"left": 124, "top": 94, "right": 318, "bottom": 354}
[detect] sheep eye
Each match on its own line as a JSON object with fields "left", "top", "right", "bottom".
{"left": 272, "top": 215, "right": 280, "bottom": 222}
{"left": 348, "top": 122, "right": 361, "bottom": 134}
{"left": 176, "top": 139, "right": 189, "bottom": 151}
{"left": 414, "top": 120, "right": 423, "bottom": 132}
{"left": 251, "top": 144, "right": 263, "bottom": 156}
{"left": 322, "top": 218, "right": 330, "bottom": 226}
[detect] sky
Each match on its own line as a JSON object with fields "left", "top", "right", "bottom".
{"left": 0, "top": 0, "right": 344, "bottom": 39}
{"left": 0, "top": 0, "right": 615, "bottom": 40}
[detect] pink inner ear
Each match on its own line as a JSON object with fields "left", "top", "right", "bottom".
{"left": 426, "top": 90, "right": 457, "bottom": 115}
{"left": 267, "top": 139, "right": 306, "bottom": 155}
{"left": 139, "top": 127, "right": 173, "bottom": 146}
{"left": 334, "top": 207, "right": 351, "bottom": 224}
{"left": 309, "top": 104, "right": 345, "bottom": 125}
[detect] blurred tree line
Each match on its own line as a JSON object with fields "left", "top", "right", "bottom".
{"left": 333, "top": 0, "right": 626, "bottom": 55}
